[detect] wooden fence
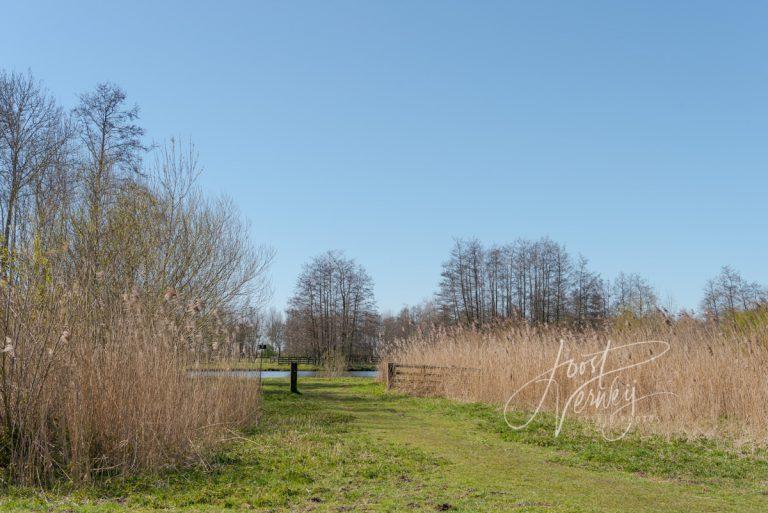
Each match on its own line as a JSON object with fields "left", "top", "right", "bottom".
{"left": 385, "top": 363, "right": 480, "bottom": 396}
{"left": 271, "top": 355, "right": 381, "bottom": 366}
{"left": 271, "top": 356, "right": 319, "bottom": 365}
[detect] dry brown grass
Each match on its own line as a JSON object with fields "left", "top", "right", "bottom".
{"left": 385, "top": 317, "right": 768, "bottom": 444}
{"left": 1, "top": 277, "right": 259, "bottom": 484}
{"left": 318, "top": 349, "right": 348, "bottom": 377}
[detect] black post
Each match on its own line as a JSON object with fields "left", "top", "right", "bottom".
{"left": 386, "top": 362, "right": 395, "bottom": 390}
{"left": 290, "top": 361, "right": 298, "bottom": 393}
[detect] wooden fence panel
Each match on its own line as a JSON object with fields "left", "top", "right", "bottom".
{"left": 270, "top": 355, "right": 380, "bottom": 366}
{"left": 385, "top": 363, "right": 480, "bottom": 397}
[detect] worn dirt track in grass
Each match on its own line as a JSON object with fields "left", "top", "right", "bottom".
{"left": 296, "top": 379, "right": 767, "bottom": 513}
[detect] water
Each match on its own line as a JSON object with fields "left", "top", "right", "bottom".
{"left": 192, "top": 370, "right": 379, "bottom": 379}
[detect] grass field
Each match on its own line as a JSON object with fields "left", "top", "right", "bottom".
{"left": 2, "top": 378, "right": 767, "bottom": 512}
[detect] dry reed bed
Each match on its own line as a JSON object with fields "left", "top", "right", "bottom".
{"left": 386, "top": 320, "right": 768, "bottom": 444}
{"left": 1, "top": 283, "right": 260, "bottom": 484}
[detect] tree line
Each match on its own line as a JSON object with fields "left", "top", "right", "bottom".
{"left": 378, "top": 240, "right": 766, "bottom": 349}
{"left": 279, "top": 238, "right": 766, "bottom": 357}
{"left": 435, "top": 237, "right": 659, "bottom": 327}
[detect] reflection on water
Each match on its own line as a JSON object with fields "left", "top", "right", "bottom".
{"left": 191, "top": 370, "right": 378, "bottom": 379}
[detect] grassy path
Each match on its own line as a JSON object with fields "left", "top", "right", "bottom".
{"left": 2, "top": 378, "right": 767, "bottom": 512}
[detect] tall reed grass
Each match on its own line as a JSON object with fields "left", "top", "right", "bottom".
{"left": 385, "top": 318, "right": 768, "bottom": 444}
{"left": 0, "top": 277, "right": 259, "bottom": 485}
{"left": 319, "top": 349, "right": 348, "bottom": 377}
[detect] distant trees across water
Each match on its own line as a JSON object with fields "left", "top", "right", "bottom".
{"left": 378, "top": 239, "right": 766, "bottom": 349}
{"left": 285, "top": 250, "right": 379, "bottom": 360}
{"left": 283, "top": 239, "right": 767, "bottom": 358}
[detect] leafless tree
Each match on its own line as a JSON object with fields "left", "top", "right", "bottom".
{"left": 571, "top": 255, "right": 608, "bottom": 326}
{"left": 264, "top": 307, "right": 286, "bottom": 356}
{"left": 380, "top": 300, "right": 441, "bottom": 351}
{"left": 611, "top": 272, "right": 657, "bottom": 317}
{"left": 701, "top": 266, "right": 766, "bottom": 321}
{"left": 72, "top": 83, "right": 147, "bottom": 274}
{"left": 438, "top": 237, "right": 602, "bottom": 326}
{"left": 286, "top": 250, "right": 379, "bottom": 359}
{"left": 144, "top": 140, "right": 274, "bottom": 311}
{"left": 0, "top": 71, "right": 69, "bottom": 277}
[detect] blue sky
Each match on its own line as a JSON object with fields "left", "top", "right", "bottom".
{"left": 2, "top": 1, "right": 766, "bottom": 313}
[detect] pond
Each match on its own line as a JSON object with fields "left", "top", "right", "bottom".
{"left": 192, "top": 370, "right": 379, "bottom": 379}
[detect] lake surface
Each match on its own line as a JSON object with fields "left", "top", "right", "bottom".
{"left": 193, "top": 370, "right": 379, "bottom": 379}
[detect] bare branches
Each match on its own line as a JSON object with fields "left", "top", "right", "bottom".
{"left": 438, "top": 237, "right": 610, "bottom": 327}
{"left": 0, "top": 70, "right": 273, "bottom": 483}
{"left": 611, "top": 272, "right": 657, "bottom": 317}
{"left": 72, "top": 83, "right": 148, "bottom": 271}
{"left": 701, "top": 266, "right": 767, "bottom": 321}
{"left": 0, "top": 70, "right": 70, "bottom": 275}
{"left": 73, "top": 82, "right": 147, "bottom": 176}
{"left": 286, "top": 251, "right": 378, "bottom": 359}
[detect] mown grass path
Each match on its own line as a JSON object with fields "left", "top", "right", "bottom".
{"left": 3, "top": 378, "right": 767, "bottom": 512}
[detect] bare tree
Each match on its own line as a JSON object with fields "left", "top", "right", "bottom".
{"left": 571, "top": 255, "right": 608, "bottom": 326}
{"left": 437, "top": 237, "right": 594, "bottom": 326}
{"left": 438, "top": 238, "right": 485, "bottom": 325}
{"left": 286, "top": 251, "right": 379, "bottom": 359}
{"left": 0, "top": 71, "right": 69, "bottom": 276}
{"left": 380, "top": 300, "right": 441, "bottom": 351}
{"left": 611, "top": 272, "right": 657, "bottom": 317}
{"left": 264, "top": 307, "right": 285, "bottom": 356}
{"left": 72, "top": 83, "right": 147, "bottom": 272}
{"left": 701, "top": 266, "right": 766, "bottom": 321}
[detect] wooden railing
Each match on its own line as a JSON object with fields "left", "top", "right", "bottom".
{"left": 385, "top": 363, "right": 480, "bottom": 396}
{"left": 271, "top": 356, "right": 319, "bottom": 365}
{"left": 270, "top": 355, "right": 380, "bottom": 366}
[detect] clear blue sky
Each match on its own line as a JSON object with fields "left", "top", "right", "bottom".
{"left": 3, "top": 1, "right": 766, "bottom": 314}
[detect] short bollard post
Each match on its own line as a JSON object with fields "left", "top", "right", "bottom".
{"left": 290, "top": 361, "right": 298, "bottom": 393}
{"left": 386, "top": 362, "right": 395, "bottom": 390}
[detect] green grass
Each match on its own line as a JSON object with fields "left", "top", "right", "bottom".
{"left": 1, "top": 378, "right": 767, "bottom": 512}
